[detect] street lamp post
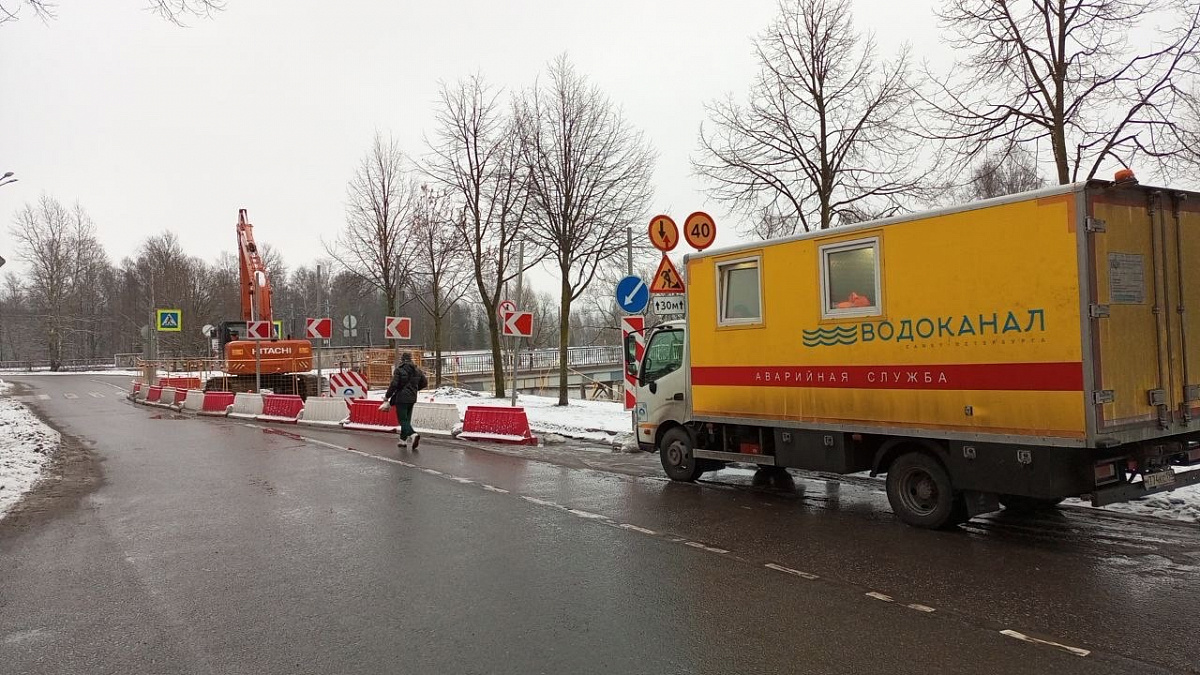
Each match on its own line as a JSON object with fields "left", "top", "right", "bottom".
{"left": 0, "top": 171, "right": 17, "bottom": 188}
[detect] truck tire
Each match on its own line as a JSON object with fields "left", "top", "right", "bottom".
{"left": 885, "top": 452, "right": 960, "bottom": 529}
{"left": 999, "top": 495, "right": 1064, "bottom": 513}
{"left": 660, "top": 428, "right": 703, "bottom": 482}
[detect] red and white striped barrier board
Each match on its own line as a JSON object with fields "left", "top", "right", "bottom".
{"left": 329, "top": 370, "right": 369, "bottom": 398}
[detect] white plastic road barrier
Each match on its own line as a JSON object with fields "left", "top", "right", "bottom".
{"left": 159, "top": 387, "right": 178, "bottom": 407}
{"left": 227, "top": 392, "right": 264, "bottom": 419}
{"left": 135, "top": 386, "right": 149, "bottom": 402}
{"left": 412, "top": 402, "right": 460, "bottom": 435}
{"left": 297, "top": 397, "right": 351, "bottom": 428}
{"left": 182, "top": 389, "right": 205, "bottom": 412}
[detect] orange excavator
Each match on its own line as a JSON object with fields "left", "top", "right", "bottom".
{"left": 208, "top": 209, "right": 317, "bottom": 396}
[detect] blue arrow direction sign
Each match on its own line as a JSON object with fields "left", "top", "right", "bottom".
{"left": 616, "top": 275, "right": 649, "bottom": 314}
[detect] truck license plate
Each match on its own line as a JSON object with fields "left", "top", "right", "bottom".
{"left": 1143, "top": 468, "right": 1176, "bottom": 490}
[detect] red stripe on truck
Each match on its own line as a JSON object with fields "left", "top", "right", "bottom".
{"left": 691, "top": 362, "right": 1084, "bottom": 391}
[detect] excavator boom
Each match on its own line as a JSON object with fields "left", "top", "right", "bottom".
{"left": 237, "top": 209, "right": 273, "bottom": 323}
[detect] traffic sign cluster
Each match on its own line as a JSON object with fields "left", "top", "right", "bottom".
{"left": 616, "top": 211, "right": 718, "bottom": 319}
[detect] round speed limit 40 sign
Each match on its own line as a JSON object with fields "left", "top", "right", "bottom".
{"left": 683, "top": 212, "right": 717, "bottom": 250}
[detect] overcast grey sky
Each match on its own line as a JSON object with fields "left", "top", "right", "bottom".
{"left": 0, "top": 0, "right": 934, "bottom": 285}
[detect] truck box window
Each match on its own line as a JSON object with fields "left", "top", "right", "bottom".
{"left": 820, "top": 238, "right": 881, "bottom": 318}
{"left": 718, "top": 257, "right": 762, "bottom": 325}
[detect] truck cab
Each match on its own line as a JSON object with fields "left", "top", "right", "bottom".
{"left": 632, "top": 321, "right": 688, "bottom": 454}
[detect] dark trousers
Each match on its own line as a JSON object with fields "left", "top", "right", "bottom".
{"left": 394, "top": 402, "right": 415, "bottom": 439}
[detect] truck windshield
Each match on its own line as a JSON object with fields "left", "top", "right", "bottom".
{"left": 641, "top": 329, "right": 684, "bottom": 384}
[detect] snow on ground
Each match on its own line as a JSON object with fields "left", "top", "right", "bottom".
{"left": 360, "top": 386, "right": 634, "bottom": 447}
{"left": 0, "top": 380, "right": 62, "bottom": 520}
{"left": 0, "top": 369, "right": 143, "bottom": 377}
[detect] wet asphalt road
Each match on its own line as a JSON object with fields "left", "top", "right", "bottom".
{"left": 1, "top": 375, "right": 1198, "bottom": 674}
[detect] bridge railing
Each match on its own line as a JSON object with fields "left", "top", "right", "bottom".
{"left": 436, "top": 345, "right": 623, "bottom": 376}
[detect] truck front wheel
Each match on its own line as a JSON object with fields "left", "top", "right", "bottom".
{"left": 660, "top": 428, "right": 703, "bottom": 482}
{"left": 885, "top": 452, "right": 961, "bottom": 529}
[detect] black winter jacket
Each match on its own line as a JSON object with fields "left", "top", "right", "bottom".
{"left": 385, "top": 362, "right": 427, "bottom": 405}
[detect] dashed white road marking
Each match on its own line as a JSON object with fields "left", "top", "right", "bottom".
{"left": 521, "top": 496, "right": 561, "bottom": 508}
{"left": 63, "top": 393, "right": 79, "bottom": 399}
{"left": 764, "top": 563, "right": 819, "bottom": 580}
{"left": 619, "top": 524, "right": 657, "bottom": 535}
{"left": 999, "top": 630, "right": 1090, "bottom": 657}
{"left": 36, "top": 394, "right": 50, "bottom": 400}
{"left": 421, "top": 468, "right": 444, "bottom": 476}
{"left": 481, "top": 485, "right": 509, "bottom": 494}
{"left": 567, "top": 508, "right": 607, "bottom": 520}
{"left": 684, "top": 541, "right": 729, "bottom": 554}
{"left": 865, "top": 591, "right": 894, "bottom": 603}
{"left": 87, "top": 392, "right": 105, "bottom": 398}
{"left": 448, "top": 476, "right": 474, "bottom": 484}
{"left": 907, "top": 603, "right": 936, "bottom": 613}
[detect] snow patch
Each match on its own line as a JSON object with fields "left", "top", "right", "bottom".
{"left": 0, "top": 380, "right": 62, "bottom": 520}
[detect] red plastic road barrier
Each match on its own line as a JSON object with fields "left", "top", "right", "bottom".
{"left": 343, "top": 398, "right": 398, "bottom": 432}
{"left": 132, "top": 381, "right": 143, "bottom": 395}
{"left": 458, "top": 405, "right": 537, "bottom": 446}
{"left": 258, "top": 394, "right": 305, "bottom": 423}
{"left": 199, "top": 391, "right": 235, "bottom": 416}
{"left": 173, "top": 389, "right": 188, "bottom": 405}
{"left": 145, "top": 385, "right": 163, "bottom": 403}
{"left": 160, "top": 377, "right": 201, "bottom": 390}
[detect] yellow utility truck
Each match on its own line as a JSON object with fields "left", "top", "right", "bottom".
{"left": 632, "top": 178, "right": 1200, "bottom": 528}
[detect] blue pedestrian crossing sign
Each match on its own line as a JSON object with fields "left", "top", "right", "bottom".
{"left": 615, "top": 275, "right": 649, "bottom": 314}
{"left": 156, "top": 309, "right": 182, "bottom": 332}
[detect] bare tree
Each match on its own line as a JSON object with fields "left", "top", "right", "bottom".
{"left": 423, "top": 74, "right": 531, "bottom": 396}
{"left": 327, "top": 134, "right": 417, "bottom": 319}
{"left": 410, "top": 185, "right": 470, "bottom": 387}
{"left": 517, "top": 55, "right": 655, "bottom": 405}
{"left": 1, "top": 0, "right": 223, "bottom": 24}
{"left": 959, "top": 146, "right": 1046, "bottom": 200}
{"left": 8, "top": 196, "right": 110, "bottom": 369}
{"left": 695, "top": 0, "right": 927, "bottom": 239}
{"left": 928, "top": 0, "right": 1200, "bottom": 184}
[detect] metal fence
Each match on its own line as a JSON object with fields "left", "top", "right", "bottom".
{"left": 435, "top": 345, "right": 623, "bottom": 376}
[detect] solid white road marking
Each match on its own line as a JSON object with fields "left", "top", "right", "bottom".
{"left": 999, "top": 630, "right": 1090, "bottom": 657}
{"left": 619, "top": 524, "right": 657, "bottom": 535}
{"left": 764, "top": 563, "right": 819, "bottom": 580}
{"left": 865, "top": 592, "right": 894, "bottom": 603}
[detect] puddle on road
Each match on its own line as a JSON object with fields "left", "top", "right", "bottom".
{"left": 148, "top": 413, "right": 189, "bottom": 421}
{"left": 263, "top": 427, "right": 304, "bottom": 442}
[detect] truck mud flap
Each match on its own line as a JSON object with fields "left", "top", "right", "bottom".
{"left": 1091, "top": 467, "right": 1200, "bottom": 506}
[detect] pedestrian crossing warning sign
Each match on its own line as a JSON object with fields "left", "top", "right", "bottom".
{"left": 649, "top": 256, "right": 685, "bottom": 294}
{"left": 156, "top": 309, "right": 182, "bottom": 332}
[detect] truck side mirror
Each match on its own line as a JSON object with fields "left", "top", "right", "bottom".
{"left": 648, "top": 381, "right": 658, "bottom": 395}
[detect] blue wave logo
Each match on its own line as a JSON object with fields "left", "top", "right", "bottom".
{"left": 802, "top": 325, "right": 858, "bottom": 347}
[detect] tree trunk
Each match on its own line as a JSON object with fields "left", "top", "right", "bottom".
{"left": 557, "top": 277, "right": 571, "bottom": 406}
{"left": 488, "top": 312, "right": 506, "bottom": 397}
{"left": 432, "top": 292, "right": 444, "bottom": 388}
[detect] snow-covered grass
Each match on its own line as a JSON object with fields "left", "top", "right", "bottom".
{"left": 0, "top": 369, "right": 143, "bottom": 377}
{"left": 0, "top": 380, "right": 61, "bottom": 520}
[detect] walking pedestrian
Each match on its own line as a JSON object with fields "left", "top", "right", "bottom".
{"left": 378, "top": 352, "right": 428, "bottom": 450}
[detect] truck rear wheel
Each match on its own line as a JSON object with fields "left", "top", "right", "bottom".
{"left": 999, "top": 495, "right": 1064, "bottom": 513}
{"left": 886, "top": 452, "right": 961, "bottom": 529}
{"left": 660, "top": 428, "right": 703, "bottom": 482}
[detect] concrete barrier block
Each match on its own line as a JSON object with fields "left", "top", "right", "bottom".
{"left": 412, "top": 401, "right": 460, "bottom": 435}
{"left": 297, "top": 397, "right": 350, "bottom": 428}
{"left": 228, "top": 392, "right": 264, "bottom": 419}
